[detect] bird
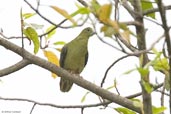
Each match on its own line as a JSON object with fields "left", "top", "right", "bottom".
{"left": 59, "top": 27, "right": 94, "bottom": 92}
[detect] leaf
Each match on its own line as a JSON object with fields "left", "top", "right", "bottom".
{"left": 141, "top": 0, "right": 155, "bottom": 19}
{"left": 120, "top": 30, "right": 131, "bottom": 44}
{"left": 152, "top": 106, "right": 166, "bottom": 114}
{"left": 23, "top": 27, "right": 40, "bottom": 54}
{"left": 81, "top": 91, "right": 90, "bottom": 103}
{"left": 71, "top": 5, "right": 90, "bottom": 17}
{"left": 30, "top": 23, "right": 44, "bottom": 29}
{"left": 107, "top": 20, "right": 119, "bottom": 33}
{"left": 152, "top": 58, "right": 169, "bottom": 72}
{"left": 132, "top": 99, "right": 143, "bottom": 108}
{"left": 22, "top": 13, "right": 36, "bottom": 19}
{"left": 114, "top": 107, "right": 136, "bottom": 114}
{"left": 97, "top": 4, "right": 112, "bottom": 23}
{"left": 123, "top": 68, "right": 136, "bottom": 75}
{"left": 44, "top": 50, "right": 59, "bottom": 78}
{"left": 100, "top": 25, "right": 116, "bottom": 37}
{"left": 141, "top": 80, "right": 153, "bottom": 93}
{"left": 137, "top": 67, "right": 149, "bottom": 77}
{"left": 106, "top": 85, "right": 115, "bottom": 90}
{"left": 46, "top": 25, "right": 56, "bottom": 39}
{"left": 90, "top": 0, "right": 101, "bottom": 15}
{"left": 53, "top": 41, "right": 66, "bottom": 45}
{"left": 50, "top": 5, "right": 77, "bottom": 26}
{"left": 100, "top": 21, "right": 119, "bottom": 37}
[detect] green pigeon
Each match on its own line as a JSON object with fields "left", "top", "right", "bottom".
{"left": 59, "top": 27, "right": 94, "bottom": 92}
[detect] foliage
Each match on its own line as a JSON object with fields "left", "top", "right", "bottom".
{"left": 0, "top": 0, "right": 171, "bottom": 114}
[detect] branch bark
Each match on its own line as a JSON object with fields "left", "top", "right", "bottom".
{"left": 0, "top": 37, "right": 141, "bottom": 113}
{"left": 157, "top": 0, "right": 171, "bottom": 113}
{"left": 132, "top": 0, "right": 152, "bottom": 114}
{"left": 0, "top": 59, "right": 30, "bottom": 77}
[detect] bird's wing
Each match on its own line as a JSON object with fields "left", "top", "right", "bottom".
{"left": 60, "top": 45, "right": 68, "bottom": 68}
{"left": 84, "top": 52, "right": 88, "bottom": 66}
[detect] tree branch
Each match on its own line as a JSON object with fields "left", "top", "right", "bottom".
{"left": 23, "top": 0, "right": 57, "bottom": 26}
{"left": 133, "top": 0, "right": 152, "bottom": 114}
{"left": 0, "top": 83, "right": 163, "bottom": 110}
{"left": 0, "top": 59, "right": 30, "bottom": 77}
{"left": 0, "top": 96, "right": 111, "bottom": 109}
{"left": 143, "top": 5, "right": 171, "bottom": 16}
{"left": 0, "top": 37, "right": 141, "bottom": 113}
{"left": 157, "top": 0, "right": 171, "bottom": 113}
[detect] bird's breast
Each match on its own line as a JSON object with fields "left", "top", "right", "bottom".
{"left": 64, "top": 43, "right": 88, "bottom": 73}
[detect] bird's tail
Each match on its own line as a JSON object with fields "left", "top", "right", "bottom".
{"left": 60, "top": 77, "right": 73, "bottom": 92}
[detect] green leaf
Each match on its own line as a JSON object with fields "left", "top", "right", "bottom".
{"left": 71, "top": 7, "right": 90, "bottom": 17}
{"left": 153, "top": 58, "right": 169, "bottom": 71}
{"left": 53, "top": 41, "right": 66, "bottom": 45}
{"left": 137, "top": 67, "right": 149, "bottom": 77}
{"left": 100, "top": 25, "right": 117, "bottom": 37}
{"left": 141, "top": 80, "right": 153, "bottom": 93}
{"left": 114, "top": 107, "right": 136, "bottom": 114}
{"left": 90, "top": 0, "right": 101, "bottom": 14}
{"left": 81, "top": 92, "right": 90, "bottom": 103}
{"left": 30, "top": 23, "right": 44, "bottom": 29}
{"left": 22, "top": 13, "right": 36, "bottom": 19}
{"left": 152, "top": 106, "right": 167, "bottom": 114}
{"left": 46, "top": 25, "right": 56, "bottom": 39}
{"left": 24, "top": 27, "right": 40, "bottom": 54}
{"left": 141, "top": 0, "right": 155, "bottom": 19}
{"left": 106, "top": 79, "right": 117, "bottom": 90}
{"left": 123, "top": 68, "right": 136, "bottom": 75}
{"left": 132, "top": 99, "right": 143, "bottom": 108}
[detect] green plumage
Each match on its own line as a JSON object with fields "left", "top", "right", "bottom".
{"left": 59, "top": 27, "right": 94, "bottom": 92}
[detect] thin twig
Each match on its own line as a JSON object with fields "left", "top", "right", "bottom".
{"left": 30, "top": 103, "right": 36, "bottom": 114}
{"left": 100, "top": 33, "right": 164, "bottom": 87}
{"left": 81, "top": 108, "right": 84, "bottom": 114}
{"left": 24, "top": 0, "right": 57, "bottom": 26}
{"left": 77, "top": 0, "right": 88, "bottom": 7}
{"left": 101, "top": 55, "right": 131, "bottom": 87}
{"left": 0, "top": 96, "right": 111, "bottom": 109}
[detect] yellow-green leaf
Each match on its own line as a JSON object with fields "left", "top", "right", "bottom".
{"left": 90, "top": 0, "right": 101, "bottom": 15}
{"left": 43, "top": 50, "right": 59, "bottom": 78}
{"left": 132, "top": 99, "right": 143, "bottom": 108}
{"left": 81, "top": 91, "right": 90, "bottom": 103}
{"left": 97, "top": 4, "right": 112, "bottom": 23}
{"left": 53, "top": 41, "right": 66, "bottom": 45}
{"left": 141, "top": 80, "right": 153, "bottom": 93}
{"left": 100, "top": 25, "right": 116, "bottom": 37}
{"left": 120, "top": 30, "right": 131, "bottom": 44}
{"left": 152, "top": 106, "right": 166, "bottom": 114}
{"left": 100, "top": 21, "right": 119, "bottom": 37}
{"left": 141, "top": 0, "right": 155, "bottom": 19}
{"left": 23, "top": 27, "right": 40, "bottom": 54}
{"left": 50, "top": 5, "right": 77, "bottom": 26}
{"left": 22, "top": 13, "right": 36, "bottom": 19}
{"left": 137, "top": 67, "right": 149, "bottom": 77}
{"left": 123, "top": 68, "right": 136, "bottom": 75}
{"left": 71, "top": 6, "right": 90, "bottom": 17}
{"left": 114, "top": 107, "right": 136, "bottom": 114}
{"left": 153, "top": 58, "right": 169, "bottom": 72}
{"left": 46, "top": 25, "right": 56, "bottom": 39}
{"left": 30, "top": 23, "right": 44, "bottom": 29}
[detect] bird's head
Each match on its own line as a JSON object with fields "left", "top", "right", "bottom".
{"left": 81, "top": 27, "right": 95, "bottom": 37}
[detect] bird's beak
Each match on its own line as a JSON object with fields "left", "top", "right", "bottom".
{"left": 91, "top": 32, "right": 96, "bottom": 36}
